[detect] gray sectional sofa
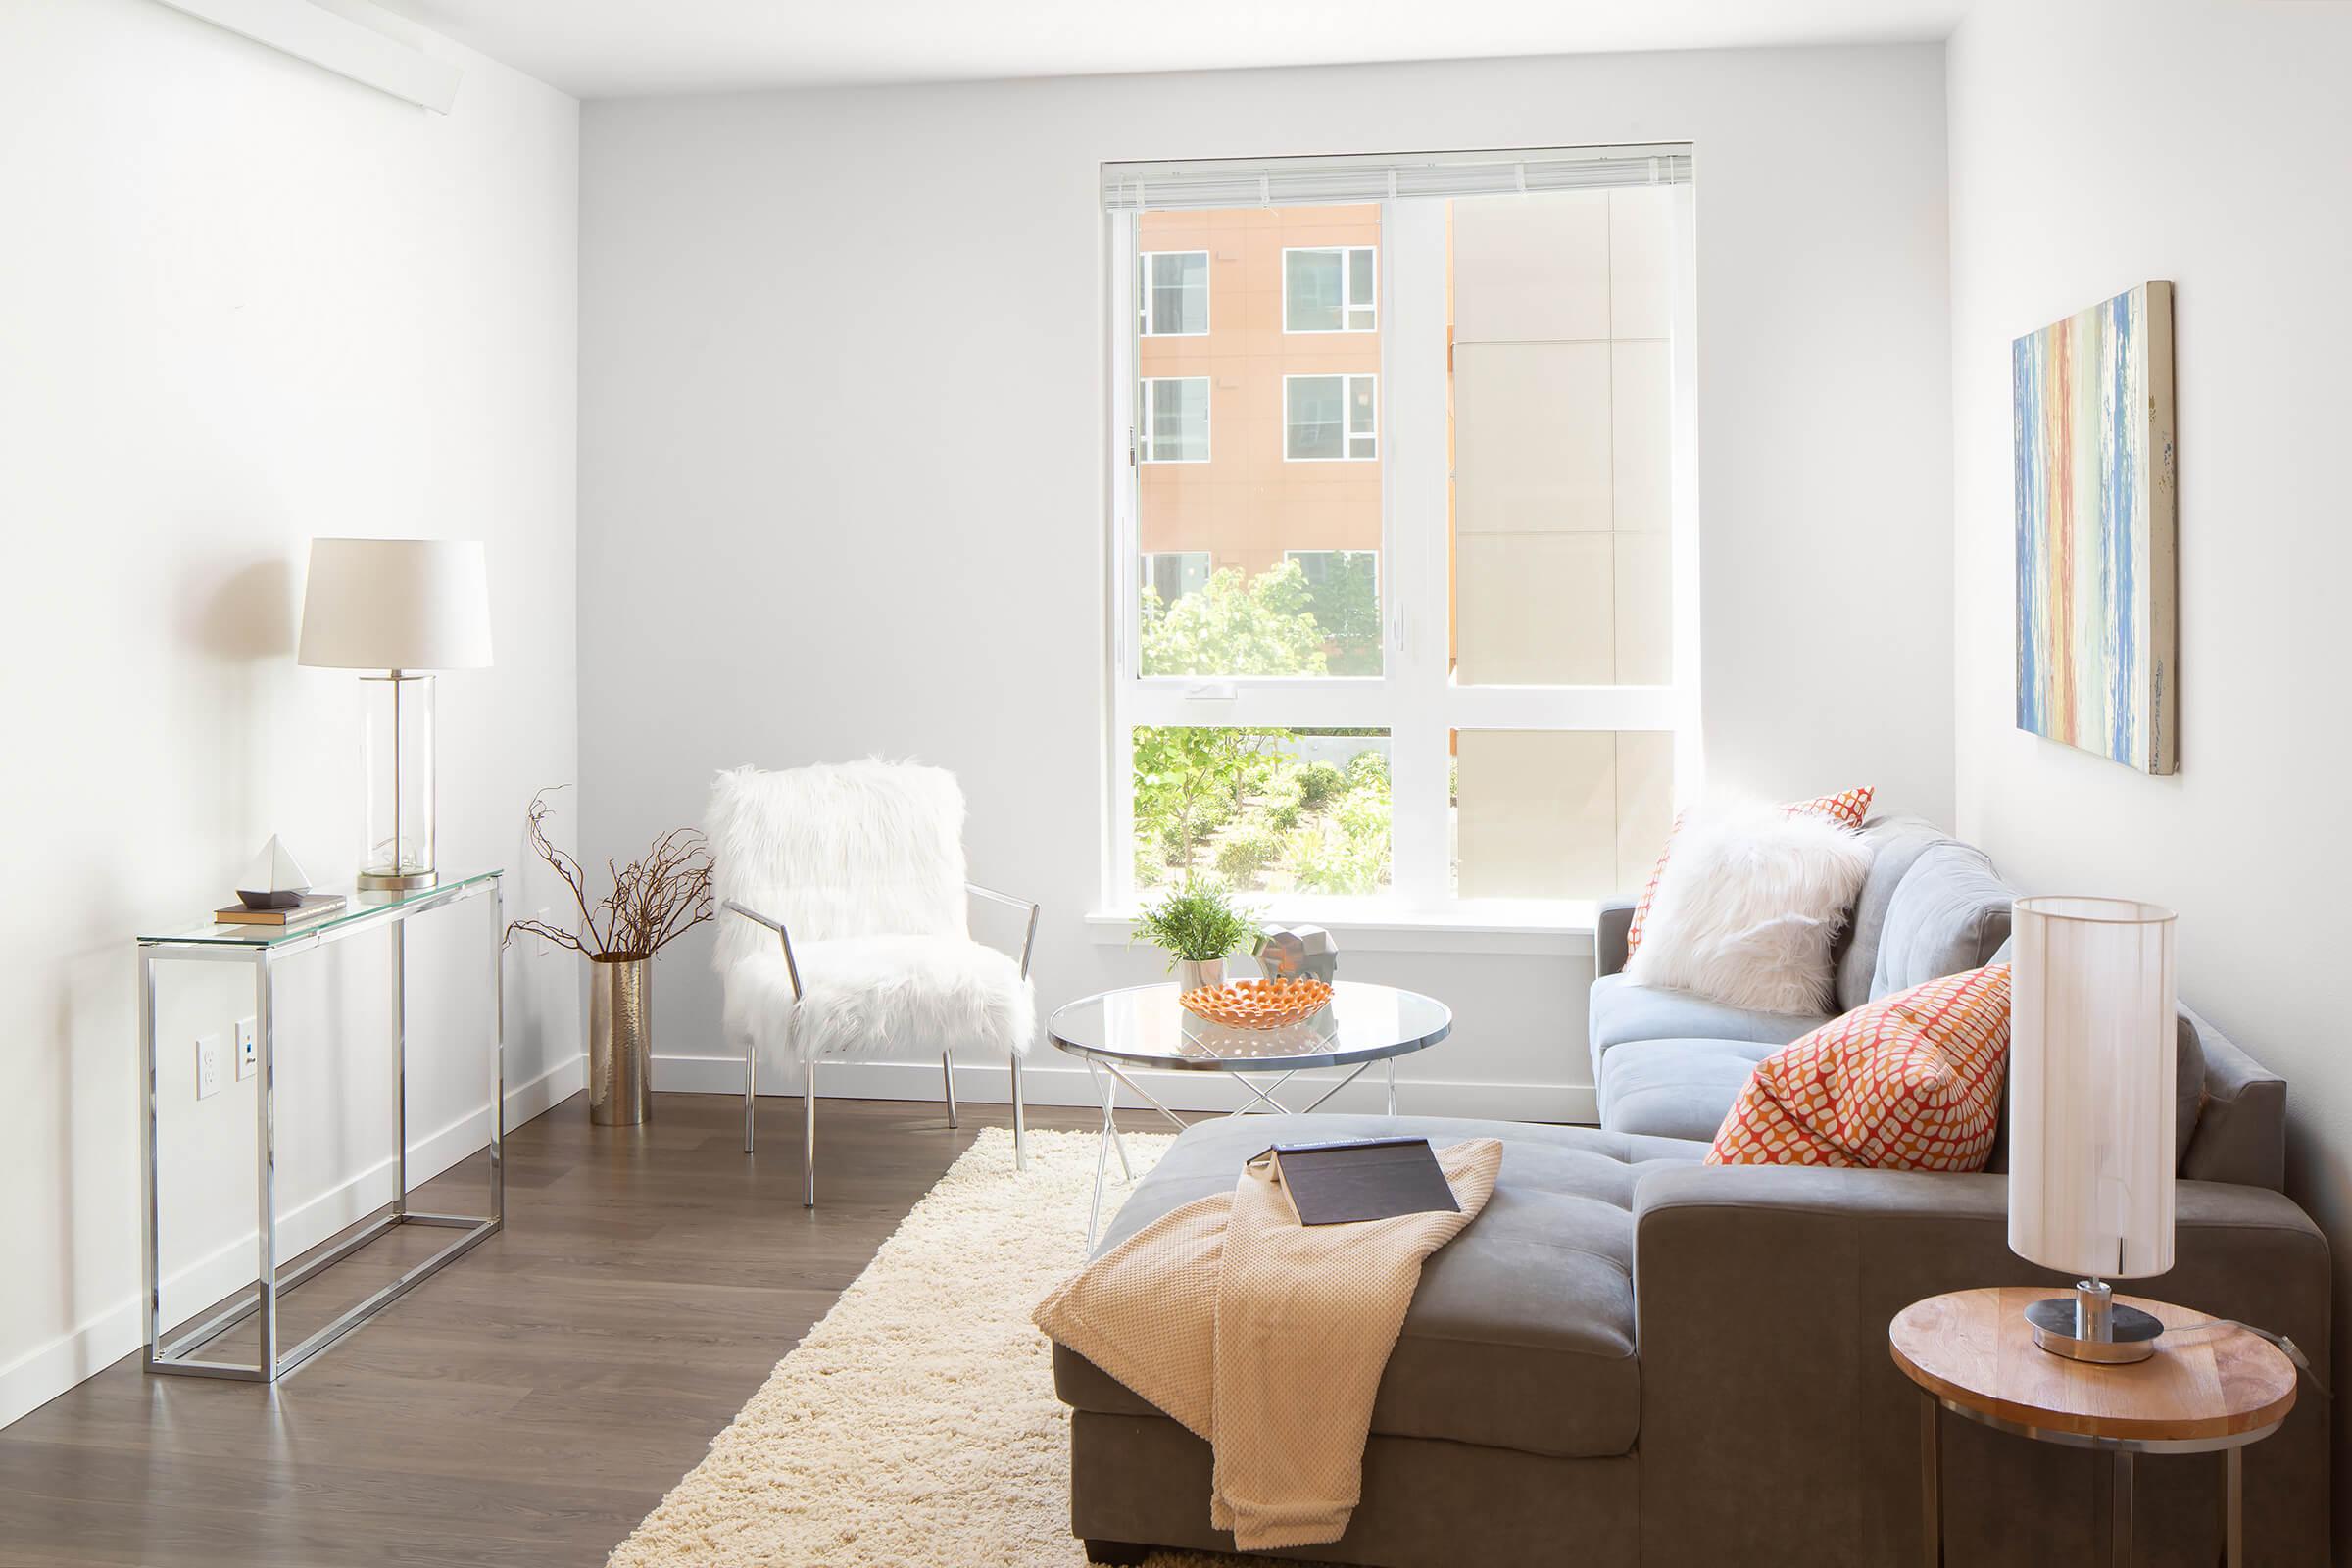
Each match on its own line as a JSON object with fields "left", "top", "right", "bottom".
{"left": 1053, "top": 817, "right": 2329, "bottom": 1566}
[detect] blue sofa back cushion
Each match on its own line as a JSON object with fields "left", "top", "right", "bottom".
{"left": 1833, "top": 817, "right": 1945, "bottom": 1012}
{"left": 1870, "top": 840, "right": 2014, "bottom": 1000}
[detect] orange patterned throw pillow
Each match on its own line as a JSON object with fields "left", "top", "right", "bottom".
{"left": 1706, "top": 964, "right": 2012, "bottom": 1171}
{"left": 1624, "top": 786, "right": 1874, "bottom": 958}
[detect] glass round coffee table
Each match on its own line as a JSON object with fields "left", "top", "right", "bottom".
{"left": 1046, "top": 980, "right": 1453, "bottom": 1243}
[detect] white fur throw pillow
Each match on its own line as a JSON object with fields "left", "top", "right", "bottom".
{"left": 1622, "top": 801, "right": 1874, "bottom": 1015}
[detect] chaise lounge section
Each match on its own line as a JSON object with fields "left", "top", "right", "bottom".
{"left": 1053, "top": 818, "right": 2328, "bottom": 1566}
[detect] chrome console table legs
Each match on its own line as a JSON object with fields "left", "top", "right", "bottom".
{"left": 137, "top": 875, "right": 504, "bottom": 1384}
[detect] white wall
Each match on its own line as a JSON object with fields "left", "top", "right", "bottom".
{"left": 1947, "top": 0, "right": 2352, "bottom": 1542}
{"left": 577, "top": 45, "right": 1953, "bottom": 1115}
{"left": 0, "top": 0, "right": 578, "bottom": 1427}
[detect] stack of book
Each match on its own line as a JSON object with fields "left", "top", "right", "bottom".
{"left": 214, "top": 892, "right": 347, "bottom": 929}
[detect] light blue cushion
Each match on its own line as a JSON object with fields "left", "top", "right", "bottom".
{"left": 1587, "top": 972, "right": 1828, "bottom": 1086}
{"left": 1595, "top": 1037, "right": 1775, "bottom": 1143}
{"left": 1869, "top": 841, "right": 2015, "bottom": 999}
{"left": 1834, "top": 817, "right": 1947, "bottom": 1011}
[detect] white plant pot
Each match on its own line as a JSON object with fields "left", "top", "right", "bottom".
{"left": 1174, "top": 957, "right": 1227, "bottom": 991}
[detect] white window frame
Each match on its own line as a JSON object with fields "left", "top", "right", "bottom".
{"left": 1138, "top": 249, "right": 1211, "bottom": 337}
{"left": 1282, "top": 373, "right": 1378, "bottom": 463}
{"left": 1105, "top": 183, "right": 1699, "bottom": 927}
{"left": 1281, "top": 245, "right": 1378, "bottom": 334}
{"left": 1138, "top": 376, "right": 1211, "bottom": 464}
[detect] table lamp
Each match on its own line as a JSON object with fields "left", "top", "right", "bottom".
{"left": 297, "top": 538, "right": 492, "bottom": 890}
{"left": 2007, "top": 895, "right": 2179, "bottom": 1362}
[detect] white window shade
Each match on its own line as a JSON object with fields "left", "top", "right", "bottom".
{"left": 1104, "top": 145, "right": 1692, "bottom": 212}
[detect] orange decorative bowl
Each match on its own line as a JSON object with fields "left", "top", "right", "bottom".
{"left": 1179, "top": 976, "right": 1334, "bottom": 1030}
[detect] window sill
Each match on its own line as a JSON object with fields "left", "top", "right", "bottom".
{"left": 1084, "top": 901, "right": 1596, "bottom": 957}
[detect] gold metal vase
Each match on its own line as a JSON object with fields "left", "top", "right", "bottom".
{"left": 589, "top": 955, "right": 655, "bottom": 1126}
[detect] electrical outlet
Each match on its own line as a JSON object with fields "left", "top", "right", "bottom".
{"left": 195, "top": 1034, "right": 223, "bottom": 1101}
{"left": 236, "top": 1017, "right": 258, "bottom": 1082}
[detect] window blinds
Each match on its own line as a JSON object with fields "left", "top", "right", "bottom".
{"left": 1102, "top": 144, "right": 1691, "bottom": 212}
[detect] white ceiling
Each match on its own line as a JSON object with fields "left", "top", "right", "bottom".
{"left": 369, "top": 0, "right": 1967, "bottom": 100}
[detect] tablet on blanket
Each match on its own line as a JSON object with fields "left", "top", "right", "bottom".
{"left": 1256, "top": 1137, "right": 1461, "bottom": 1225}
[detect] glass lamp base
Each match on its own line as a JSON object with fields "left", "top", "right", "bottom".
{"left": 359, "top": 672, "right": 439, "bottom": 898}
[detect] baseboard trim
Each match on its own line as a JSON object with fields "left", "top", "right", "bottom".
{"left": 0, "top": 1052, "right": 585, "bottom": 1432}
{"left": 653, "top": 1053, "right": 1598, "bottom": 1125}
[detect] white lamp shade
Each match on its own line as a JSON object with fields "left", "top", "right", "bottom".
{"left": 297, "top": 537, "right": 493, "bottom": 670}
{"left": 2007, "top": 896, "right": 2178, "bottom": 1280}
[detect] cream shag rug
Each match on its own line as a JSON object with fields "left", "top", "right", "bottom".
{"left": 609, "top": 1126, "right": 1241, "bottom": 1568}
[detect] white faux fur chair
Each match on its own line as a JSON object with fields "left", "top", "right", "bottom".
{"left": 707, "top": 760, "right": 1036, "bottom": 1206}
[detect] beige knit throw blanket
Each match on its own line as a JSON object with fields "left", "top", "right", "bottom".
{"left": 1034, "top": 1137, "right": 1502, "bottom": 1550}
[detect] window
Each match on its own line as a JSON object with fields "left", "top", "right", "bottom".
{"left": 1108, "top": 147, "right": 1694, "bottom": 917}
{"left": 1128, "top": 205, "right": 1382, "bottom": 679}
{"left": 1139, "top": 376, "right": 1209, "bottom": 463}
{"left": 1284, "top": 374, "right": 1377, "bottom": 461}
{"left": 1284, "top": 246, "right": 1376, "bottom": 333}
{"left": 1285, "top": 550, "right": 1381, "bottom": 676}
{"left": 1449, "top": 730, "right": 1675, "bottom": 900}
{"left": 1285, "top": 548, "right": 1378, "bottom": 591}
{"left": 1132, "top": 727, "right": 1392, "bottom": 895}
{"left": 1142, "top": 551, "right": 1211, "bottom": 605}
{"left": 1138, "top": 250, "right": 1209, "bottom": 335}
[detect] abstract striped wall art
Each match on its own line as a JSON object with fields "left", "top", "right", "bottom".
{"left": 2013, "top": 281, "right": 2178, "bottom": 774}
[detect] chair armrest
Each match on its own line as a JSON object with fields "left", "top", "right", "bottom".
{"left": 966, "top": 882, "right": 1040, "bottom": 979}
{"left": 1631, "top": 1164, "right": 2331, "bottom": 1565}
{"left": 721, "top": 898, "right": 802, "bottom": 999}
{"left": 1596, "top": 897, "right": 1638, "bottom": 977}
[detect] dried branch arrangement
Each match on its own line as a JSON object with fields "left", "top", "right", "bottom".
{"left": 504, "top": 787, "right": 714, "bottom": 960}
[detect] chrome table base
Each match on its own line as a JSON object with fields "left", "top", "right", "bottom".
{"left": 1919, "top": 1392, "right": 2259, "bottom": 1567}
{"left": 1079, "top": 1054, "right": 1399, "bottom": 1246}
{"left": 137, "top": 876, "right": 504, "bottom": 1383}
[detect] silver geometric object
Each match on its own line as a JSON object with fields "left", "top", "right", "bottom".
{"left": 235, "top": 835, "right": 312, "bottom": 910}
{"left": 1254, "top": 923, "right": 1338, "bottom": 984}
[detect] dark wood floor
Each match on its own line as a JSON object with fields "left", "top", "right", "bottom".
{"left": 0, "top": 1091, "right": 1111, "bottom": 1568}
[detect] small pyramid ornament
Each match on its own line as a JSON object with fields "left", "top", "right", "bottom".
{"left": 236, "top": 835, "right": 312, "bottom": 910}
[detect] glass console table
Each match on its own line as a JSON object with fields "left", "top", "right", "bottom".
{"left": 135, "top": 869, "right": 504, "bottom": 1382}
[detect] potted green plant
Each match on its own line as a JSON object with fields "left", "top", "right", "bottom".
{"left": 1133, "top": 882, "right": 1260, "bottom": 990}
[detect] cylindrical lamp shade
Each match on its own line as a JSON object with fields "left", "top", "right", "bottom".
{"left": 2007, "top": 897, "right": 2179, "bottom": 1280}
{"left": 298, "top": 538, "right": 492, "bottom": 670}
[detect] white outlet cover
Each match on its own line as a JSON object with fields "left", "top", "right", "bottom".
{"left": 196, "top": 1034, "right": 223, "bottom": 1100}
{"left": 236, "top": 1017, "right": 258, "bottom": 1081}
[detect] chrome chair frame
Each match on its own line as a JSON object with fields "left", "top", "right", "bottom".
{"left": 722, "top": 884, "right": 1037, "bottom": 1205}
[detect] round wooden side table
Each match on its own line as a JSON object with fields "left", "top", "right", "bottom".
{"left": 1889, "top": 1287, "right": 2296, "bottom": 1568}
